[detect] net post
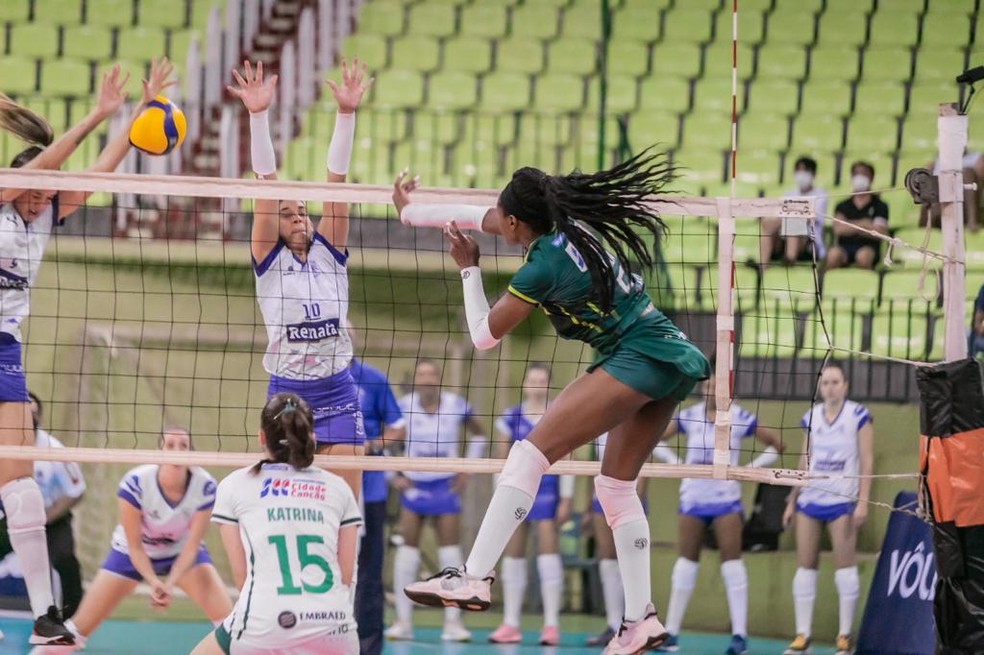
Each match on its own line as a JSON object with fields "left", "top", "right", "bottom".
{"left": 937, "top": 103, "right": 969, "bottom": 361}
{"left": 713, "top": 197, "right": 736, "bottom": 480}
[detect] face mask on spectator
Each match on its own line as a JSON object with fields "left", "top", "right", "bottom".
{"left": 851, "top": 174, "right": 871, "bottom": 192}
{"left": 793, "top": 170, "right": 814, "bottom": 191}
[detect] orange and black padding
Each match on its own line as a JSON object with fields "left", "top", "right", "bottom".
{"left": 915, "top": 359, "right": 984, "bottom": 652}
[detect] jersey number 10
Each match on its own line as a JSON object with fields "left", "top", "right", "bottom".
{"left": 268, "top": 534, "right": 334, "bottom": 595}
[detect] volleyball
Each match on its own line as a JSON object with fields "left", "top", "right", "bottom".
{"left": 128, "top": 95, "right": 186, "bottom": 156}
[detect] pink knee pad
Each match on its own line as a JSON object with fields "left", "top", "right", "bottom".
{"left": 594, "top": 475, "right": 645, "bottom": 530}
{"left": 498, "top": 439, "right": 550, "bottom": 498}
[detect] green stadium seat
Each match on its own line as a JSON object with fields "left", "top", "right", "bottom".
{"left": 650, "top": 262, "right": 698, "bottom": 311}
{"left": 25, "top": 96, "right": 70, "bottom": 131}
{"left": 662, "top": 215, "right": 716, "bottom": 265}
{"left": 881, "top": 269, "right": 939, "bottom": 305}
{"left": 40, "top": 59, "right": 92, "bottom": 97}
{"left": 900, "top": 115, "right": 937, "bottom": 153}
{"left": 391, "top": 36, "right": 440, "bottom": 72}
{"left": 507, "top": 138, "right": 560, "bottom": 174}
{"left": 638, "top": 76, "right": 690, "bottom": 114}
{"left": 85, "top": 0, "right": 136, "bottom": 26}
{"left": 496, "top": 38, "right": 544, "bottom": 75}
{"left": 809, "top": 45, "right": 860, "bottom": 82}
{"left": 611, "top": 5, "right": 661, "bottom": 43}
{"left": 921, "top": 12, "right": 972, "bottom": 48}
{"left": 117, "top": 26, "right": 168, "bottom": 62}
{"left": 661, "top": 9, "right": 714, "bottom": 44}
{"left": 586, "top": 75, "right": 639, "bottom": 114}
{"left": 460, "top": 4, "right": 507, "bottom": 38}
{"left": 518, "top": 114, "right": 573, "bottom": 147}
{"left": 8, "top": 23, "right": 59, "bottom": 58}
{"left": 739, "top": 309, "right": 800, "bottom": 357}
{"left": 606, "top": 40, "right": 647, "bottom": 77}
{"left": 800, "top": 81, "right": 852, "bottom": 118}
{"left": 341, "top": 34, "right": 388, "bottom": 71}
{"left": 43, "top": 0, "right": 85, "bottom": 24}
{"left": 358, "top": 1, "right": 404, "bottom": 36}
{"left": 854, "top": 81, "right": 906, "bottom": 117}
{"left": 713, "top": 8, "right": 765, "bottom": 45}
{"left": 704, "top": 41, "right": 754, "bottom": 81}
{"left": 63, "top": 24, "right": 113, "bottom": 60}
{"left": 371, "top": 69, "right": 424, "bottom": 108}
{"left": 681, "top": 112, "right": 734, "bottom": 151}
{"left": 548, "top": 38, "right": 597, "bottom": 76}
{"left": 408, "top": 3, "right": 456, "bottom": 38}
{"left": 870, "top": 312, "right": 930, "bottom": 360}
{"left": 801, "top": 310, "right": 863, "bottom": 356}
{"left": 393, "top": 139, "right": 442, "bottom": 181}
{"left": 757, "top": 44, "right": 808, "bottom": 80}
{"left": 0, "top": 57, "right": 38, "bottom": 95}
{"left": 822, "top": 268, "right": 879, "bottom": 310}
{"left": 869, "top": 13, "right": 920, "bottom": 47}
{"left": 561, "top": 3, "right": 602, "bottom": 40}
{"left": 965, "top": 233, "right": 984, "bottom": 271}
{"left": 767, "top": 8, "right": 816, "bottom": 46}
{"left": 350, "top": 141, "right": 390, "bottom": 184}
{"left": 138, "top": 0, "right": 190, "bottom": 29}
{"left": 762, "top": 265, "right": 819, "bottom": 312}
{"left": 190, "top": 1, "right": 218, "bottom": 28}
{"left": 790, "top": 115, "right": 843, "bottom": 153}
{"left": 413, "top": 110, "right": 460, "bottom": 145}
{"left": 845, "top": 115, "right": 898, "bottom": 152}
{"left": 913, "top": 48, "right": 967, "bottom": 85}
{"left": 442, "top": 38, "right": 491, "bottom": 74}
{"left": 650, "top": 43, "right": 701, "bottom": 79}
{"left": 358, "top": 108, "right": 409, "bottom": 143}
{"left": 480, "top": 71, "right": 532, "bottom": 111}
{"left": 733, "top": 222, "right": 762, "bottom": 264}
{"left": 631, "top": 111, "right": 680, "bottom": 149}
{"left": 735, "top": 151, "right": 781, "bottom": 188}
{"left": 746, "top": 79, "right": 798, "bottom": 116}
{"left": 284, "top": 136, "right": 316, "bottom": 181}
{"left": 908, "top": 82, "right": 960, "bottom": 117}
{"left": 428, "top": 71, "right": 477, "bottom": 110}
{"left": 739, "top": 113, "right": 790, "bottom": 152}
{"left": 524, "top": 0, "right": 570, "bottom": 7}
{"left": 823, "top": 0, "right": 873, "bottom": 12}
{"left": 861, "top": 47, "right": 913, "bottom": 82}
{"left": 893, "top": 227, "right": 943, "bottom": 269}
{"left": 465, "top": 113, "right": 517, "bottom": 147}
{"left": 815, "top": 11, "right": 867, "bottom": 46}
{"left": 886, "top": 0, "right": 927, "bottom": 14}
{"left": 98, "top": 60, "right": 144, "bottom": 94}
{"left": 167, "top": 29, "right": 197, "bottom": 61}
{"left": 692, "top": 79, "right": 739, "bottom": 114}
{"left": 532, "top": 74, "right": 584, "bottom": 113}
{"left": 0, "top": 0, "right": 30, "bottom": 22}
{"left": 510, "top": 4, "right": 560, "bottom": 40}
{"left": 621, "top": 0, "right": 673, "bottom": 10}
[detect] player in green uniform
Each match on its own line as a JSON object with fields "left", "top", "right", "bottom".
{"left": 396, "top": 151, "right": 710, "bottom": 655}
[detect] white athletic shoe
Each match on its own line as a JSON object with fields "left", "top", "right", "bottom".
{"left": 602, "top": 603, "right": 669, "bottom": 655}
{"left": 404, "top": 567, "right": 493, "bottom": 611}
{"left": 384, "top": 622, "right": 414, "bottom": 641}
{"left": 441, "top": 620, "right": 472, "bottom": 642}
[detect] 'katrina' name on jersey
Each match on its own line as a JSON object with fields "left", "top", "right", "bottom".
{"left": 285, "top": 318, "right": 340, "bottom": 343}
{"left": 260, "top": 477, "right": 327, "bottom": 501}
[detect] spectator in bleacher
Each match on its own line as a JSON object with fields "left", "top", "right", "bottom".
{"left": 825, "top": 161, "right": 889, "bottom": 271}
{"left": 969, "top": 282, "right": 984, "bottom": 360}
{"left": 0, "top": 393, "right": 86, "bottom": 620}
{"left": 918, "top": 152, "right": 982, "bottom": 232}
{"left": 760, "top": 156, "right": 827, "bottom": 268}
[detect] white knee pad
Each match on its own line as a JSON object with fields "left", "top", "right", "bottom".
{"left": 671, "top": 557, "right": 699, "bottom": 591}
{"left": 498, "top": 440, "right": 550, "bottom": 498}
{"left": 0, "top": 478, "right": 45, "bottom": 534}
{"left": 593, "top": 475, "right": 645, "bottom": 530}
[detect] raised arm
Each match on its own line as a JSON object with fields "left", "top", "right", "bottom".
{"left": 319, "top": 58, "right": 372, "bottom": 251}
{"left": 227, "top": 60, "right": 281, "bottom": 264}
{"left": 393, "top": 172, "right": 500, "bottom": 234}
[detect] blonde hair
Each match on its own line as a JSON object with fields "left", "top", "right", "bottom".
{"left": 0, "top": 93, "right": 53, "bottom": 167}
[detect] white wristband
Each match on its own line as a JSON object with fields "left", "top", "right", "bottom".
{"left": 327, "top": 111, "right": 355, "bottom": 175}
{"left": 461, "top": 266, "right": 500, "bottom": 350}
{"left": 652, "top": 444, "right": 681, "bottom": 465}
{"left": 558, "top": 475, "right": 575, "bottom": 499}
{"left": 249, "top": 110, "right": 277, "bottom": 176}
{"left": 748, "top": 445, "right": 779, "bottom": 468}
{"left": 401, "top": 204, "right": 488, "bottom": 231}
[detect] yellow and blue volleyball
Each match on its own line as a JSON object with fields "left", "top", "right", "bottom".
{"left": 128, "top": 96, "right": 187, "bottom": 156}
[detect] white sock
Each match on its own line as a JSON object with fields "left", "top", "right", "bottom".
{"left": 1, "top": 478, "right": 54, "bottom": 616}
{"left": 393, "top": 545, "right": 420, "bottom": 626}
{"left": 792, "top": 567, "right": 818, "bottom": 637}
{"left": 439, "top": 545, "right": 465, "bottom": 624}
{"left": 721, "top": 559, "right": 748, "bottom": 638}
{"left": 612, "top": 518, "right": 651, "bottom": 622}
{"left": 537, "top": 553, "right": 563, "bottom": 628}
{"left": 500, "top": 557, "right": 527, "bottom": 628}
{"left": 665, "top": 557, "right": 699, "bottom": 635}
{"left": 599, "top": 558, "right": 624, "bottom": 631}
{"left": 834, "top": 566, "right": 860, "bottom": 636}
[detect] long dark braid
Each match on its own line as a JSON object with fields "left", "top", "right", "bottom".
{"left": 499, "top": 147, "right": 675, "bottom": 310}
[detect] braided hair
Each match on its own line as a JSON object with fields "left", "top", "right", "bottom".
{"left": 251, "top": 392, "right": 316, "bottom": 474}
{"left": 498, "top": 147, "right": 674, "bottom": 310}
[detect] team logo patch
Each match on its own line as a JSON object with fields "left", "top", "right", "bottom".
{"left": 634, "top": 537, "right": 649, "bottom": 550}
{"left": 278, "top": 611, "right": 297, "bottom": 629}
{"left": 514, "top": 507, "right": 528, "bottom": 521}
{"left": 260, "top": 477, "right": 327, "bottom": 501}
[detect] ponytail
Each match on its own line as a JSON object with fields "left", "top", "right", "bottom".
{"left": 0, "top": 94, "right": 53, "bottom": 167}
{"left": 499, "top": 147, "right": 675, "bottom": 310}
{"left": 252, "top": 392, "right": 316, "bottom": 474}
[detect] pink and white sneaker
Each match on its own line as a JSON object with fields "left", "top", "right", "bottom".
{"left": 488, "top": 624, "right": 522, "bottom": 644}
{"left": 539, "top": 625, "right": 560, "bottom": 646}
{"left": 602, "top": 604, "right": 669, "bottom": 655}
{"left": 404, "top": 567, "right": 493, "bottom": 611}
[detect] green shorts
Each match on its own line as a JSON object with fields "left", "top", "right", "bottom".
{"left": 214, "top": 624, "right": 232, "bottom": 655}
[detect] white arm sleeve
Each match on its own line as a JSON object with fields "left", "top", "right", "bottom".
{"left": 465, "top": 436, "right": 487, "bottom": 459}
{"left": 326, "top": 111, "right": 355, "bottom": 175}
{"left": 249, "top": 110, "right": 277, "bottom": 176}
{"left": 460, "top": 266, "right": 501, "bottom": 350}
{"left": 652, "top": 444, "right": 682, "bottom": 465}
{"left": 748, "top": 446, "right": 779, "bottom": 468}
{"left": 558, "top": 475, "right": 575, "bottom": 499}
{"left": 401, "top": 204, "right": 488, "bottom": 231}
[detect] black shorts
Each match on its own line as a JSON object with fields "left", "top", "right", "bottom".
{"left": 839, "top": 241, "right": 878, "bottom": 264}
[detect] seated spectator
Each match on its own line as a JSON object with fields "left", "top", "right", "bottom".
{"left": 970, "top": 281, "right": 984, "bottom": 360}
{"left": 918, "top": 151, "right": 982, "bottom": 232}
{"left": 760, "top": 156, "right": 828, "bottom": 268}
{"left": 825, "top": 161, "right": 889, "bottom": 271}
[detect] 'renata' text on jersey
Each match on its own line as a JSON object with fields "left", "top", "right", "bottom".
{"left": 0, "top": 200, "right": 61, "bottom": 342}
{"left": 253, "top": 233, "right": 353, "bottom": 380}
{"left": 506, "top": 231, "right": 670, "bottom": 354}
{"left": 212, "top": 463, "right": 362, "bottom": 647}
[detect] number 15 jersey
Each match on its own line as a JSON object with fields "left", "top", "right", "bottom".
{"left": 212, "top": 463, "right": 362, "bottom": 649}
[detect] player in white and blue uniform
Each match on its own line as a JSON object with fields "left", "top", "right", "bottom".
{"left": 653, "top": 369, "right": 782, "bottom": 655}
{"left": 783, "top": 363, "right": 874, "bottom": 655}
{"left": 230, "top": 58, "right": 372, "bottom": 498}
{"left": 51, "top": 428, "right": 232, "bottom": 653}
{"left": 387, "top": 359, "right": 485, "bottom": 643}
{"left": 193, "top": 393, "right": 362, "bottom": 655}
{"left": 488, "top": 364, "right": 573, "bottom": 646}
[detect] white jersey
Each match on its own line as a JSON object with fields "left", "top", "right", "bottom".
{"left": 399, "top": 392, "right": 473, "bottom": 482}
{"left": 212, "top": 463, "right": 362, "bottom": 649}
{"left": 0, "top": 201, "right": 60, "bottom": 341}
{"left": 675, "top": 402, "right": 757, "bottom": 511}
{"left": 112, "top": 465, "right": 217, "bottom": 559}
{"left": 798, "top": 400, "right": 870, "bottom": 507}
{"left": 33, "top": 430, "right": 85, "bottom": 511}
{"left": 254, "top": 233, "right": 353, "bottom": 380}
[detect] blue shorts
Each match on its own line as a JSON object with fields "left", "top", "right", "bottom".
{"left": 400, "top": 478, "right": 461, "bottom": 516}
{"left": 679, "top": 500, "right": 744, "bottom": 524}
{"left": 796, "top": 501, "right": 855, "bottom": 523}
{"left": 0, "top": 336, "right": 28, "bottom": 403}
{"left": 268, "top": 370, "right": 365, "bottom": 446}
{"left": 101, "top": 544, "right": 212, "bottom": 582}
